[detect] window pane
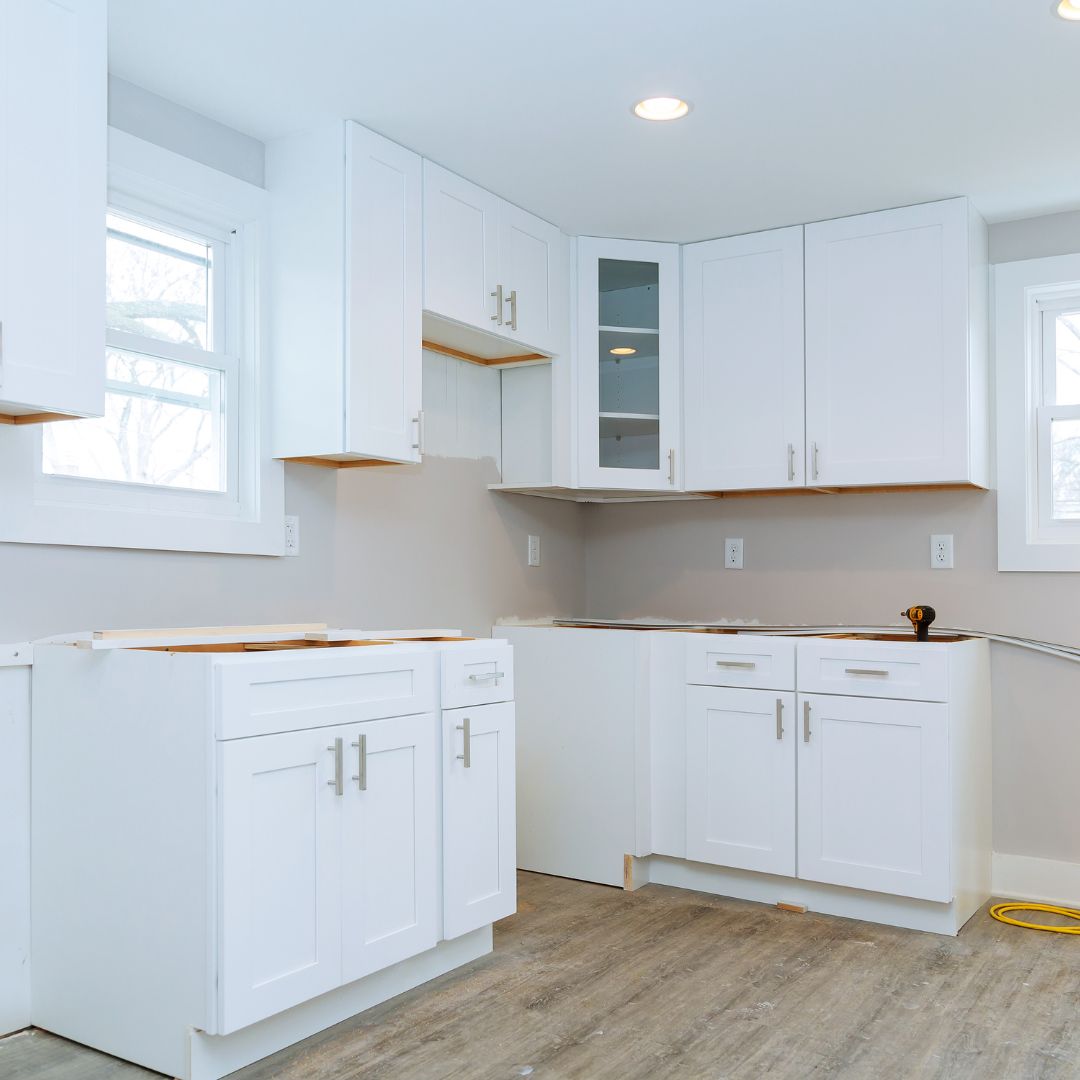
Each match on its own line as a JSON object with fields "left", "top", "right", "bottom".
{"left": 106, "top": 212, "right": 212, "bottom": 349}
{"left": 1051, "top": 417, "right": 1080, "bottom": 520}
{"left": 1054, "top": 311, "right": 1080, "bottom": 406}
{"left": 43, "top": 350, "right": 225, "bottom": 492}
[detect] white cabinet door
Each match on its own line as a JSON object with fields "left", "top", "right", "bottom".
{"left": 442, "top": 702, "right": 517, "bottom": 939}
{"left": 0, "top": 0, "right": 105, "bottom": 420}
{"left": 340, "top": 714, "right": 438, "bottom": 983}
{"left": 344, "top": 123, "right": 423, "bottom": 463}
{"left": 498, "top": 202, "right": 567, "bottom": 355}
{"left": 577, "top": 237, "right": 681, "bottom": 491}
{"left": 683, "top": 228, "right": 805, "bottom": 492}
{"left": 218, "top": 727, "right": 342, "bottom": 1033}
{"left": 686, "top": 687, "right": 796, "bottom": 876}
{"left": 797, "top": 693, "right": 951, "bottom": 901}
{"left": 805, "top": 198, "right": 972, "bottom": 486}
{"left": 423, "top": 161, "right": 500, "bottom": 333}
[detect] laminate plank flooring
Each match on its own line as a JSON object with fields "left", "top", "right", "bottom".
{"left": 4, "top": 871, "right": 1078, "bottom": 1079}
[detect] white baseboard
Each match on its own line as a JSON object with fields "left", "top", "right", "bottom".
{"left": 992, "top": 853, "right": 1080, "bottom": 907}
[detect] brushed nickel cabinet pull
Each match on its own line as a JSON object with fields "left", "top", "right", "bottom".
{"left": 467, "top": 670, "right": 504, "bottom": 683}
{"left": 844, "top": 667, "right": 890, "bottom": 677}
{"left": 787, "top": 443, "right": 795, "bottom": 482}
{"left": 456, "top": 716, "right": 472, "bottom": 768}
{"left": 490, "top": 284, "right": 504, "bottom": 325}
{"left": 506, "top": 288, "right": 518, "bottom": 332}
{"left": 776, "top": 698, "right": 784, "bottom": 740}
{"left": 803, "top": 700, "right": 811, "bottom": 743}
{"left": 327, "top": 737, "right": 344, "bottom": 795}
{"left": 668, "top": 448, "right": 676, "bottom": 486}
{"left": 812, "top": 442, "right": 820, "bottom": 482}
{"left": 411, "top": 412, "right": 424, "bottom": 452}
{"left": 350, "top": 733, "right": 367, "bottom": 790}
{"left": 715, "top": 659, "right": 756, "bottom": 670}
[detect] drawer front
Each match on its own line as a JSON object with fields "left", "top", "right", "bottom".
{"left": 684, "top": 634, "right": 795, "bottom": 691}
{"left": 795, "top": 641, "right": 949, "bottom": 702}
{"left": 216, "top": 649, "right": 438, "bottom": 739}
{"left": 441, "top": 644, "right": 514, "bottom": 708}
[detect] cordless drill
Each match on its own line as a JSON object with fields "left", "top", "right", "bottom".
{"left": 901, "top": 605, "right": 937, "bottom": 642}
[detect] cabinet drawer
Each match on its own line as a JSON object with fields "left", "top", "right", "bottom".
{"left": 684, "top": 634, "right": 795, "bottom": 691}
{"left": 215, "top": 648, "right": 438, "bottom": 740}
{"left": 441, "top": 644, "right": 514, "bottom": 708}
{"left": 796, "top": 641, "right": 949, "bottom": 702}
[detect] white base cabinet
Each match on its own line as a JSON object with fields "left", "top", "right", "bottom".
{"left": 797, "top": 693, "right": 950, "bottom": 902}
{"left": 442, "top": 702, "right": 517, "bottom": 939}
{"left": 686, "top": 686, "right": 796, "bottom": 877}
{"left": 31, "top": 636, "right": 514, "bottom": 1079}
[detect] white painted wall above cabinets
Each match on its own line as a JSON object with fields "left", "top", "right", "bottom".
{"left": 0, "top": 0, "right": 105, "bottom": 423}
{"left": 267, "top": 122, "right": 423, "bottom": 467}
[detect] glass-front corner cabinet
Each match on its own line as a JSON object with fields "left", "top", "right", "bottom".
{"left": 576, "top": 237, "right": 681, "bottom": 491}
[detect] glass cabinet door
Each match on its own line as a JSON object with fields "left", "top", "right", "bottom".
{"left": 577, "top": 238, "right": 680, "bottom": 490}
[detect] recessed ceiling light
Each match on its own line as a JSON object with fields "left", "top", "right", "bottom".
{"left": 610, "top": 346, "right": 637, "bottom": 356}
{"left": 633, "top": 97, "right": 691, "bottom": 122}
{"left": 1056, "top": 0, "right": 1080, "bottom": 19}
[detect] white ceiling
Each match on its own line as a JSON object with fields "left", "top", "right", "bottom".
{"left": 109, "top": 0, "right": 1080, "bottom": 241}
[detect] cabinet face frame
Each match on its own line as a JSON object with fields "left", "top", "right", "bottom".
{"left": 575, "top": 236, "right": 681, "bottom": 491}
{"left": 804, "top": 197, "right": 975, "bottom": 487}
{"left": 796, "top": 692, "right": 951, "bottom": 902}
{"left": 683, "top": 227, "right": 805, "bottom": 492}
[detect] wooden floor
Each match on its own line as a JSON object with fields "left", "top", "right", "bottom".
{"left": 4, "top": 871, "right": 1080, "bottom": 1079}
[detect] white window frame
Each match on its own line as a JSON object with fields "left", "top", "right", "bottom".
{"left": 996, "top": 253, "right": 1080, "bottom": 571}
{"left": 0, "top": 129, "right": 284, "bottom": 555}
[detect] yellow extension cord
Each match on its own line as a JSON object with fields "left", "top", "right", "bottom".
{"left": 989, "top": 902, "right": 1080, "bottom": 934}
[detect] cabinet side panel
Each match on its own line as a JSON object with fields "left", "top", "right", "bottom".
{"left": 503, "top": 626, "right": 636, "bottom": 886}
{"left": 267, "top": 124, "right": 346, "bottom": 458}
{"left": 31, "top": 647, "right": 212, "bottom": 1078}
{"left": 967, "top": 203, "right": 991, "bottom": 488}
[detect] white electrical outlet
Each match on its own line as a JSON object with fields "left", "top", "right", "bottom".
{"left": 724, "top": 538, "right": 744, "bottom": 569}
{"left": 284, "top": 515, "right": 300, "bottom": 557}
{"left": 930, "top": 533, "right": 953, "bottom": 569}
{"left": 527, "top": 534, "right": 541, "bottom": 567}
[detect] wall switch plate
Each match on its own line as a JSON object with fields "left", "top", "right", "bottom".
{"left": 527, "top": 534, "right": 541, "bottom": 567}
{"left": 930, "top": 533, "right": 953, "bottom": 569}
{"left": 284, "top": 515, "right": 300, "bottom": 557}
{"left": 725, "top": 538, "right": 744, "bottom": 569}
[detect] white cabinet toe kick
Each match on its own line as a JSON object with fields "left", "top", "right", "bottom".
{"left": 504, "top": 624, "right": 990, "bottom": 936}
{"left": 30, "top": 636, "right": 515, "bottom": 1080}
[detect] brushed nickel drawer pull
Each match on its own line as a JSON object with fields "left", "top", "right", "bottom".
{"left": 350, "top": 733, "right": 367, "bottom": 791}
{"left": 715, "top": 660, "right": 756, "bottom": 669}
{"left": 327, "top": 737, "right": 344, "bottom": 795}
{"left": 468, "top": 671, "right": 505, "bottom": 682}
{"left": 456, "top": 716, "right": 471, "bottom": 768}
{"left": 844, "top": 667, "right": 890, "bottom": 677}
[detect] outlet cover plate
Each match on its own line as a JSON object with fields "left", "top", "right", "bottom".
{"left": 284, "top": 515, "right": 300, "bottom": 557}
{"left": 930, "top": 533, "right": 953, "bottom": 569}
{"left": 527, "top": 534, "right": 541, "bottom": 567}
{"left": 725, "top": 538, "right": 744, "bottom": 570}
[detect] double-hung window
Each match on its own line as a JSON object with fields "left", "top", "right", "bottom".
{"left": 996, "top": 253, "right": 1080, "bottom": 570}
{"left": 0, "top": 129, "right": 284, "bottom": 555}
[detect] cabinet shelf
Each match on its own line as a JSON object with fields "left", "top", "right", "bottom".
{"left": 598, "top": 325, "right": 660, "bottom": 335}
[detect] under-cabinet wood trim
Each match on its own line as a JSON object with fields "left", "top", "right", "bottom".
{"left": 421, "top": 339, "right": 548, "bottom": 367}
{"left": 281, "top": 456, "right": 408, "bottom": 469}
{"left": 0, "top": 411, "right": 78, "bottom": 425}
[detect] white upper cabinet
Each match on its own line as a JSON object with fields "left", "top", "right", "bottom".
{"left": 0, "top": 0, "right": 105, "bottom": 422}
{"left": 423, "top": 162, "right": 500, "bottom": 337}
{"left": 804, "top": 197, "right": 988, "bottom": 488}
{"left": 423, "top": 161, "right": 568, "bottom": 360}
{"left": 683, "top": 227, "right": 805, "bottom": 492}
{"left": 576, "top": 237, "right": 681, "bottom": 491}
{"left": 268, "top": 121, "right": 423, "bottom": 465}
